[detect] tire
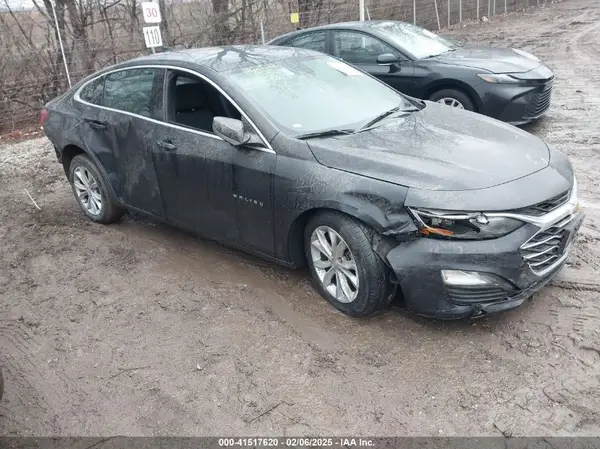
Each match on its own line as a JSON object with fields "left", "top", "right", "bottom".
{"left": 429, "top": 88, "right": 475, "bottom": 111}
{"left": 69, "top": 154, "right": 125, "bottom": 224}
{"left": 304, "top": 211, "right": 394, "bottom": 317}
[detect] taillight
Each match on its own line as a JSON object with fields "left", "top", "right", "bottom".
{"left": 40, "top": 109, "right": 49, "bottom": 125}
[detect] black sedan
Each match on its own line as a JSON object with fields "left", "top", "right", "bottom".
{"left": 41, "top": 45, "right": 583, "bottom": 319}
{"left": 268, "top": 21, "right": 554, "bottom": 125}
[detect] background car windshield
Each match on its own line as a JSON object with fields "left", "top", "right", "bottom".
{"left": 226, "top": 56, "right": 413, "bottom": 135}
{"left": 373, "top": 22, "right": 456, "bottom": 59}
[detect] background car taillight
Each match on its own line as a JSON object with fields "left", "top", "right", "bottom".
{"left": 40, "top": 109, "right": 49, "bottom": 126}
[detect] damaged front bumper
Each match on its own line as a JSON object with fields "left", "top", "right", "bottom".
{"left": 386, "top": 210, "right": 585, "bottom": 319}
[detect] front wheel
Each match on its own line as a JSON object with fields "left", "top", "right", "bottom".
{"left": 429, "top": 88, "right": 475, "bottom": 111}
{"left": 304, "top": 211, "right": 394, "bottom": 317}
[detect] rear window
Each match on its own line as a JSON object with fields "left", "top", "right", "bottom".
{"left": 103, "top": 69, "right": 159, "bottom": 117}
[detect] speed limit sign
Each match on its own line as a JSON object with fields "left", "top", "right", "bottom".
{"left": 141, "top": 2, "right": 161, "bottom": 23}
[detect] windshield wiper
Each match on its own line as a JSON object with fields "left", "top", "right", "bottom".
{"left": 295, "top": 128, "right": 355, "bottom": 140}
{"left": 360, "top": 104, "right": 421, "bottom": 130}
{"left": 360, "top": 106, "right": 401, "bottom": 130}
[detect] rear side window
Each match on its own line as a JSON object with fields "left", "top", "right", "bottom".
{"left": 103, "top": 68, "right": 163, "bottom": 119}
{"left": 79, "top": 77, "right": 104, "bottom": 105}
{"left": 284, "top": 31, "right": 327, "bottom": 53}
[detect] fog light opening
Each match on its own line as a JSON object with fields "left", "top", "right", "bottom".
{"left": 441, "top": 270, "right": 515, "bottom": 291}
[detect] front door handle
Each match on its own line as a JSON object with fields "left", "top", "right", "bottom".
{"left": 84, "top": 118, "right": 108, "bottom": 130}
{"left": 156, "top": 140, "right": 177, "bottom": 151}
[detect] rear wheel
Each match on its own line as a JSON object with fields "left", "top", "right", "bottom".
{"left": 429, "top": 88, "right": 475, "bottom": 111}
{"left": 69, "top": 154, "right": 124, "bottom": 224}
{"left": 304, "top": 211, "right": 394, "bottom": 317}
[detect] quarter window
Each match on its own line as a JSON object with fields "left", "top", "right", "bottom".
{"left": 79, "top": 77, "right": 104, "bottom": 105}
{"left": 285, "top": 31, "right": 327, "bottom": 53}
{"left": 332, "top": 31, "right": 398, "bottom": 64}
{"left": 103, "top": 68, "right": 163, "bottom": 119}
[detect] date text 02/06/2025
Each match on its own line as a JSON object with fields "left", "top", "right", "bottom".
{"left": 218, "top": 438, "right": 376, "bottom": 447}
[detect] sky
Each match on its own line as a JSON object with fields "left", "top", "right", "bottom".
{"left": 1, "top": 0, "right": 37, "bottom": 11}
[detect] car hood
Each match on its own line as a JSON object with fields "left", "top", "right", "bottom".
{"left": 307, "top": 102, "right": 550, "bottom": 191}
{"left": 432, "top": 46, "right": 548, "bottom": 74}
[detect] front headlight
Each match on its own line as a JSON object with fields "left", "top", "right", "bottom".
{"left": 477, "top": 73, "right": 524, "bottom": 84}
{"left": 407, "top": 207, "right": 524, "bottom": 240}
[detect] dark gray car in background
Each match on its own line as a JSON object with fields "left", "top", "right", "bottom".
{"left": 269, "top": 21, "right": 554, "bottom": 125}
{"left": 41, "top": 46, "right": 583, "bottom": 319}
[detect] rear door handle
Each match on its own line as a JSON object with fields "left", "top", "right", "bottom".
{"left": 156, "top": 140, "right": 177, "bottom": 151}
{"left": 84, "top": 118, "right": 108, "bottom": 130}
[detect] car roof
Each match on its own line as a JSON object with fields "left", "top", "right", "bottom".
{"left": 268, "top": 20, "right": 411, "bottom": 43}
{"left": 114, "top": 45, "right": 320, "bottom": 73}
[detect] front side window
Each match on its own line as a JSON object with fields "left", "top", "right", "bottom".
{"left": 103, "top": 68, "right": 162, "bottom": 118}
{"left": 166, "top": 70, "right": 241, "bottom": 134}
{"left": 225, "top": 55, "right": 414, "bottom": 136}
{"left": 285, "top": 31, "right": 327, "bottom": 53}
{"left": 332, "top": 31, "right": 398, "bottom": 64}
{"left": 371, "top": 22, "right": 456, "bottom": 59}
{"left": 79, "top": 77, "right": 104, "bottom": 105}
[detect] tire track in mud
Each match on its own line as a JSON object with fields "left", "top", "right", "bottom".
{"left": 0, "top": 321, "right": 62, "bottom": 435}
{"left": 446, "top": 3, "right": 600, "bottom": 434}
{"left": 531, "top": 14, "right": 600, "bottom": 431}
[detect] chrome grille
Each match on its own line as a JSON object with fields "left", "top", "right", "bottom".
{"left": 515, "top": 190, "right": 570, "bottom": 216}
{"left": 520, "top": 215, "right": 574, "bottom": 275}
{"left": 524, "top": 80, "right": 553, "bottom": 119}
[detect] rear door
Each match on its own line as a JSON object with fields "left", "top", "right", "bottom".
{"left": 76, "top": 68, "right": 166, "bottom": 217}
{"left": 330, "top": 30, "right": 417, "bottom": 96}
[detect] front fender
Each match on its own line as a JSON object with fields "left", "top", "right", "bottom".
{"left": 273, "top": 156, "right": 417, "bottom": 263}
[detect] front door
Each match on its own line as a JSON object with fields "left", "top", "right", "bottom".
{"left": 331, "top": 30, "right": 417, "bottom": 96}
{"left": 151, "top": 69, "right": 276, "bottom": 255}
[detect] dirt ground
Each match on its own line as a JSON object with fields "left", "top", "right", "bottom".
{"left": 1, "top": 0, "right": 600, "bottom": 437}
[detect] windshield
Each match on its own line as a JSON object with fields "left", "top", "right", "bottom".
{"left": 372, "top": 22, "right": 456, "bottom": 59}
{"left": 225, "top": 55, "right": 414, "bottom": 136}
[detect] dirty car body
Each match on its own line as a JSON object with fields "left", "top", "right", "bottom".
{"left": 42, "top": 45, "right": 584, "bottom": 319}
{"left": 268, "top": 21, "right": 554, "bottom": 125}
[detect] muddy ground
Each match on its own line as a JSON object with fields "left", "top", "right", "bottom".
{"left": 1, "top": 0, "right": 600, "bottom": 437}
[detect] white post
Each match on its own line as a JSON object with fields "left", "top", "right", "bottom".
{"left": 476, "top": 0, "right": 479, "bottom": 20}
{"left": 459, "top": 0, "right": 462, "bottom": 22}
{"left": 260, "top": 20, "right": 265, "bottom": 44}
{"left": 413, "top": 0, "right": 416, "bottom": 24}
{"left": 359, "top": 0, "right": 365, "bottom": 21}
{"left": 434, "top": 0, "right": 441, "bottom": 29}
{"left": 504, "top": 0, "right": 507, "bottom": 13}
{"left": 50, "top": 0, "right": 71, "bottom": 88}
{"left": 447, "top": 0, "right": 450, "bottom": 27}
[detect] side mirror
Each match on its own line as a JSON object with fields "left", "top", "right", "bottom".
{"left": 213, "top": 117, "right": 251, "bottom": 146}
{"left": 376, "top": 53, "right": 401, "bottom": 65}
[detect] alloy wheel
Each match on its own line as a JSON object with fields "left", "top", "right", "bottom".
{"left": 437, "top": 97, "right": 465, "bottom": 109}
{"left": 73, "top": 166, "right": 103, "bottom": 216}
{"left": 310, "top": 226, "right": 359, "bottom": 303}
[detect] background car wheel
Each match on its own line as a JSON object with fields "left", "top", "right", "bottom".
{"left": 429, "top": 88, "right": 475, "bottom": 111}
{"left": 304, "top": 211, "right": 394, "bottom": 317}
{"left": 69, "top": 154, "right": 124, "bottom": 224}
